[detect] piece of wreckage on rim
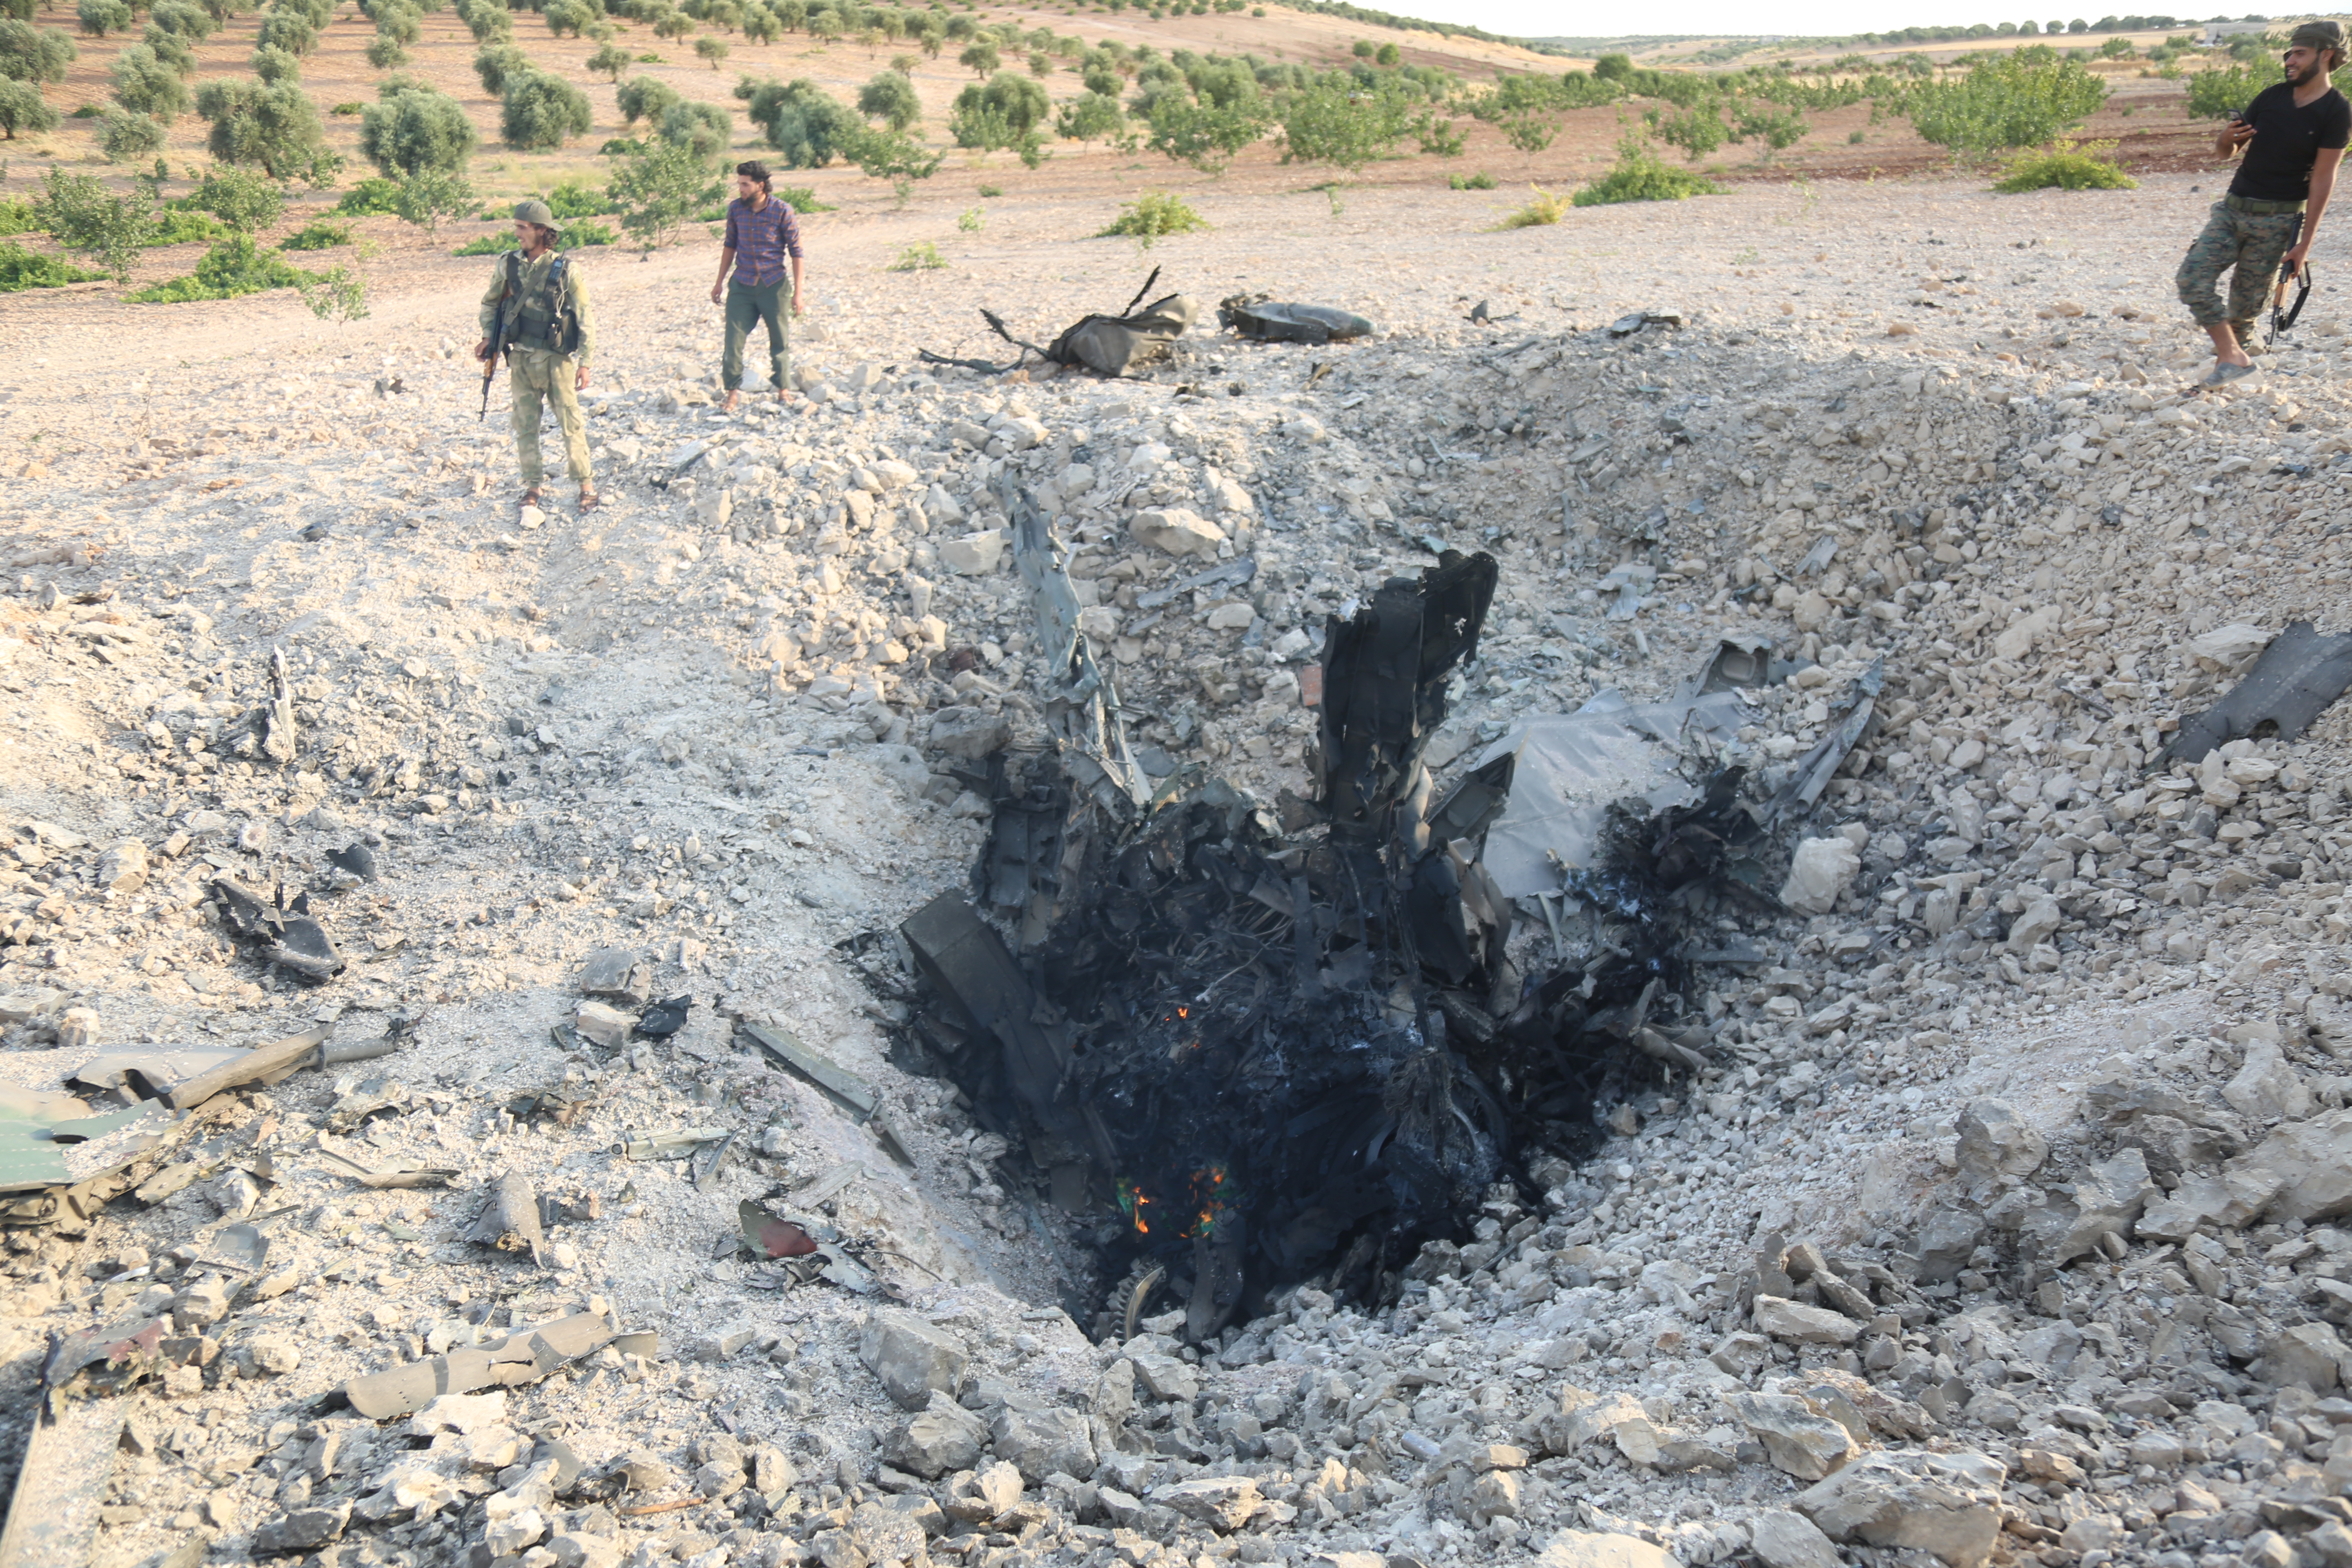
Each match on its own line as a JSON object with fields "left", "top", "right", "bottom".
{"left": 863, "top": 487, "right": 1884, "bottom": 1342}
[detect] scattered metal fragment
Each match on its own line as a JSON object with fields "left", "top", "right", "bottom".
{"left": 1123, "top": 1265, "right": 1166, "bottom": 1342}
{"left": 203, "top": 1221, "right": 268, "bottom": 1273}
{"left": 258, "top": 646, "right": 297, "bottom": 766}
{"left": 69, "top": 1047, "right": 245, "bottom": 1102}
{"left": 326, "top": 843, "right": 377, "bottom": 883}
{"left": 620, "top": 1129, "right": 724, "bottom": 1160}
{"left": 209, "top": 879, "right": 345, "bottom": 984}
{"left": 739, "top": 1022, "right": 881, "bottom": 1120}
{"left": 463, "top": 1170, "right": 546, "bottom": 1266}
{"left": 2159, "top": 619, "right": 2352, "bottom": 764}
{"left": 312, "top": 1148, "right": 458, "bottom": 1189}
{"left": 939, "top": 268, "right": 1202, "bottom": 379}
{"left": 1760, "top": 658, "right": 1883, "bottom": 826}
{"left": 691, "top": 1128, "right": 741, "bottom": 1192}
{"left": 341, "top": 1309, "right": 615, "bottom": 1419}
{"left": 635, "top": 994, "right": 692, "bottom": 1038}
{"left": 739, "top": 1200, "right": 818, "bottom": 1259}
{"left": 1217, "top": 295, "right": 1376, "bottom": 345}
{"left": 1608, "top": 310, "right": 1685, "bottom": 336}
{"left": 164, "top": 1022, "right": 332, "bottom": 1110}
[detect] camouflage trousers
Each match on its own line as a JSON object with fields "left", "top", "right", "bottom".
{"left": 510, "top": 346, "right": 594, "bottom": 487}
{"left": 2174, "top": 199, "right": 2302, "bottom": 334}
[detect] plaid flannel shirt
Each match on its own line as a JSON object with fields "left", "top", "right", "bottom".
{"left": 724, "top": 196, "right": 802, "bottom": 288}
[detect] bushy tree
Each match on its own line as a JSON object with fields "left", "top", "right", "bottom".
{"left": 392, "top": 163, "right": 471, "bottom": 232}
{"left": 739, "top": 4, "right": 777, "bottom": 42}
{"left": 360, "top": 82, "right": 475, "bottom": 175}
{"left": 658, "top": 95, "right": 728, "bottom": 159}
{"left": 473, "top": 40, "right": 527, "bottom": 91}
{"left": 1143, "top": 93, "right": 1265, "bottom": 173}
{"left": 148, "top": 0, "right": 216, "bottom": 38}
{"left": 855, "top": 66, "right": 916, "bottom": 129}
{"left": 77, "top": 0, "right": 131, "bottom": 36}
{"left": 0, "top": 20, "right": 76, "bottom": 82}
{"left": 372, "top": 0, "right": 421, "bottom": 41}
{"left": 842, "top": 122, "right": 937, "bottom": 201}
{"left": 500, "top": 69, "right": 591, "bottom": 148}
{"left": 197, "top": 78, "right": 336, "bottom": 178}
{"left": 0, "top": 74, "right": 56, "bottom": 136}
{"left": 365, "top": 33, "right": 410, "bottom": 67}
{"left": 736, "top": 73, "right": 854, "bottom": 165}
{"left": 111, "top": 43, "right": 190, "bottom": 119}
{"left": 1056, "top": 89, "right": 1123, "bottom": 144}
{"left": 956, "top": 38, "right": 995, "bottom": 75}
{"left": 951, "top": 68, "right": 1045, "bottom": 136}
{"left": 34, "top": 165, "right": 156, "bottom": 278}
{"left": 585, "top": 38, "right": 628, "bottom": 76}
{"left": 140, "top": 22, "right": 197, "bottom": 75}
{"left": 191, "top": 163, "right": 286, "bottom": 229}
{"left": 606, "top": 133, "right": 719, "bottom": 246}
{"left": 255, "top": 8, "right": 318, "bottom": 53}
{"left": 456, "top": 0, "right": 511, "bottom": 40}
{"left": 251, "top": 42, "right": 300, "bottom": 80}
{"left": 651, "top": 7, "right": 690, "bottom": 36}
{"left": 695, "top": 33, "right": 728, "bottom": 66}
{"left": 199, "top": 0, "right": 260, "bottom": 23}
{"left": 1278, "top": 79, "right": 1410, "bottom": 176}
{"left": 1905, "top": 45, "right": 2106, "bottom": 152}
{"left": 616, "top": 71, "right": 680, "bottom": 126}
{"left": 543, "top": 0, "right": 592, "bottom": 33}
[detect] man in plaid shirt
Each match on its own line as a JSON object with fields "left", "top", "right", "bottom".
{"left": 710, "top": 158, "right": 806, "bottom": 411}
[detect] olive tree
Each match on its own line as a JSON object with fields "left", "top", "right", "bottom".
{"left": 615, "top": 72, "right": 679, "bottom": 127}
{"left": 0, "top": 20, "right": 77, "bottom": 82}
{"left": 499, "top": 69, "right": 591, "bottom": 148}
{"left": 0, "top": 76, "right": 60, "bottom": 137}
{"left": 360, "top": 82, "right": 476, "bottom": 176}
{"left": 111, "top": 43, "right": 190, "bottom": 119}
{"left": 196, "top": 78, "right": 337, "bottom": 178}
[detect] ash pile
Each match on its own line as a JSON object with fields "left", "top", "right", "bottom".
{"left": 879, "top": 488, "right": 1850, "bottom": 1345}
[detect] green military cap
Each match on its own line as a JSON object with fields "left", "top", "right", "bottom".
{"left": 2290, "top": 19, "right": 2345, "bottom": 50}
{"left": 512, "top": 198, "right": 556, "bottom": 226}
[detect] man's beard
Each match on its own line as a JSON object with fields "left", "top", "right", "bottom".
{"left": 2289, "top": 56, "right": 2324, "bottom": 86}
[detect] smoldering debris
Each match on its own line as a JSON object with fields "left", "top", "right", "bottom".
{"left": 877, "top": 521, "right": 1824, "bottom": 1341}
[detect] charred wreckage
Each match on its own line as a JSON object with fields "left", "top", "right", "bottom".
{"left": 850, "top": 483, "right": 1881, "bottom": 1348}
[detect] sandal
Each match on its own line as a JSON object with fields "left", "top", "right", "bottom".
{"left": 2202, "top": 361, "right": 2257, "bottom": 385}
{"left": 519, "top": 488, "right": 542, "bottom": 510}
{"left": 577, "top": 488, "right": 601, "bottom": 514}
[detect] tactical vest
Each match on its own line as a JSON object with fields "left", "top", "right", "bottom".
{"left": 502, "top": 251, "right": 581, "bottom": 356}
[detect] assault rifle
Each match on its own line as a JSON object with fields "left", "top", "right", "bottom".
{"left": 479, "top": 254, "right": 514, "bottom": 423}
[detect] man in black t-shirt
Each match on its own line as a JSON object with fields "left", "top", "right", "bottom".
{"left": 2174, "top": 20, "right": 2349, "bottom": 383}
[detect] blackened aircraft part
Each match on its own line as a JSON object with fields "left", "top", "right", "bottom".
{"left": 970, "top": 270, "right": 1203, "bottom": 380}
{"left": 1318, "top": 551, "right": 1497, "bottom": 846}
{"left": 1217, "top": 295, "right": 1376, "bottom": 345}
{"left": 1761, "top": 657, "right": 1884, "bottom": 827}
{"left": 209, "top": 876, "right": 345, "bottom": 983}
{"left": 327, "top": 843, "right": 378, "bottom": 882}
{"left": 259, "top": 646, "right": 297, "bottom": 766}
{"left": 2159, "top": 620, "right": 2352, "bottom": 766}
{"left": 635, "top": 995, "right": 692, "bottom": 1038}
{"left": 899, "top": 892, "right": 1081, "bottom": 1143}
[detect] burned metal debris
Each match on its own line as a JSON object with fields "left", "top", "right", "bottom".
{"left": 209, "top": 877, "right": 345, "bottom": 984}
{"left": 1216, "top": 296, "right": 1376, "bottom": 346}
{"left": 868, "top": 518, "right": 1825, "bottom": 1341}
{"left": 2158, "top": 619, "right": 2352, "bottom": 766}
{"left": 924, "top": 270, "right": 1203, "bottom": 380}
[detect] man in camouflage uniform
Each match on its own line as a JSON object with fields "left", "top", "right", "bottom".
{"left": 2175, "top": 20, "right": 2348, "bottom": 383}
{"left": 476, "top": 199, "right": 600, "bottom": 513}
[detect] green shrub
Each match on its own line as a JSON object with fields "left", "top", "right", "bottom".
{"left": 1448, "top": 169, "right": 1495, "bottom": 189}
{"left": 887, "top": 238, "right": 943, "bottom": 269}
{"left": 956, "top": 203, "right": 981, "bottom": 230}
{"left": 451, "top": 228, "right": 504, "bottom": 253}
{"left": 129, "top": 232, "right": 312, "bottom": 299}
{"left": 198, "top": 78, "right": 338, "bottom": 179}
{"left": 1497, "top": 183, "right": 1569, "bottom": 225}
{"left": 296, "top": 260, "right": 367, "bottom": 321}
{"left": 586, "top": 40, "right": 630, "bottom": 79}
{"left": 1096, "top": 188, "right": 1205, "bottom": 245}
{"left": 658, "top": 97, "right": 731, "bottom": 163}
{"left": 149, "top": 206, "right": 228, "bottom": 243}
{"left": 737, "top": 75, "right": 857, "bottom": 167}
{"left": 0, "top": 20, "right": 78, "bottom": 84}
{"left": 1993, "top": 138, "right": 2138, "bottom": 190}
{"left": 771, "top": 182, "right": 831, "bottom": 209}
{"left": 140, "top": 23, "right": 198, "bottom": 76}
{"left": 1278, "top": 78, "right": 1410, "bottom": 176}
{"left": 392, "top": 165, "right": 473, "bottom": 233}
{"left": 606, "top": 133, "right": 720, "bottom": 245}
{"left": 2185, "top": 62, "right": 2269, "bottom": 120}
{"left": 564, "top": 218, "right": 613, "bottom": 244}
{"left": 1571, "top": 136, "right": 1724, "bottom": 207}
{"left": 361, "top": 83, "right": 477, "bottom": 176}
{"left": 1903, "top": 46, "right": 2107, "bottom": 153}
{"left": 189, "top": 163, "right": 285, "bottom": 230}
{"left": 0, "top": 75, "right": 58, "bottom": 139}
{"left": 77, "top": 0, "right": 130, "bottom": 36}
{"left": 33, "top": 164, "right": 155, "bottom": 278}
{"left": 975, "top": 182, "right": 1000, "bottom": 197}
{"left": 1055, "top": 88, "right": 1123, "bottom": 144}
{"left": 336, "top": 174, "right": 402, "bottom": 213}
{"left": 252, "top": 44, "right": 301, "bottom": 82}
{"left": 254, "top": 8, "right": 316, "bottom": 54}
{"left": 474, "top": 42, "right": 529, "bottom": 94}
{"left": 110, "top": 43, "right": 189, "bottom": 119}
{"left": 857, "top": 67, "right": 919, "bottom": 130}
{"left": 501, "top": 69, "right": 592, "bottom": 149}
{"left": 616, "top": 75, "right": 681, "bottom": 128}
{"left": 0, "top": 239, "right": 105, "bottom": 288}
{"left": 545, "top": 177, "right": 612, "bottom": 216}
{"left": 279, "top": 217, "right": 351, "bottom": 247}
{"left": 0, "top": 196, "right": 35, "bottom": 234}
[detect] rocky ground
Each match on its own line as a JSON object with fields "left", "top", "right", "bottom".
{"left": 3, "top": 170, "right": 2352, "bottom": 1568}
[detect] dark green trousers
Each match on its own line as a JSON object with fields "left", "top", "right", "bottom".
{"left": 723, "top": 278, "right": 789, "bottom": 392}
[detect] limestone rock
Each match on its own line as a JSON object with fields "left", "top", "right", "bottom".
{"left": 1535, "top": 1530, "right": 1684, "bottom": 1568}
{"left": 884, "top": 1392, "right": 987, "bottom": 1479}
{"left": 1754, "top": 1296, "right": 1862, "bottom": 1346}
{"left": 2020, "top": 1146, "right": 2158, "bottom": 1265}
{"left": 98, "top": 839, "right": 148, "bottom": 893}
{"left": 579, "top": 947, "right": 651, "bottom": 1006}
{"left": 1792, "top": 1450, "right": 2005, "bottom": 1568}
{"left": 1780, "top": 837, "right": 1859, "bottom": 915}
{"left": 573, "top": 1001, "right": 635, "bottom": 1051}
{"left": 1749, "top": 1509, "right": 1842, "bottom": 1568}
{"left": 857, "top": 1309, "right": 968, "bottom": 1412}
{"left": 2136, "top": 1169, "right": 2277, "bottom": 1240}
{"left": 988, "top": 1405, "right": 1094, "bottom": 1483}
{"left": 1131, "top": 508, "right": 1226, "bottom": 558}
{"left": 2005, "top": 896, "right": 2061, "bottom": 954}
{"left": 2264, "top": 1322, "right": 2352, "bottom": 1393}
{"left": 2229, "top": 1109, "right": 2352, "bottom": 1223}
{"left": 253, "top": 1501, "right": 353, "bottom": 1554}
{"left": 1954, "top": 1099, "right": 2047, "bottom": 1180}
{"left": 1723, "top": 1392, "right": 1857, "bottom": 1481}
{"left": 1149, "top": 1475, "right": 1261, "bottom": 1532}
{"left": 927, "top": 706, "right": 1011, "bottom": 761}
{"left": 2223, "top": 1021, "right": 2312, "bottom": 1121}
{"left": 1128, "top": 1351, "right": 1198, "bottom": 1403}
{"left": 56, "top": 1006, "right": 100, "bottom": 1051}
{"left": 938, "top": 530, "right": 1007, "bottom": 575}
{"left": 1538, "top": 1388, "right": 1651, "bottom": 1454}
